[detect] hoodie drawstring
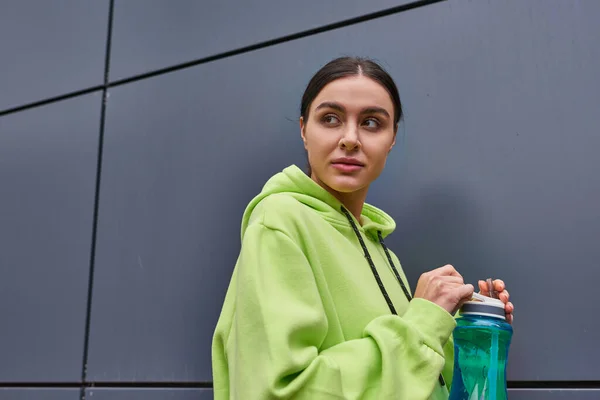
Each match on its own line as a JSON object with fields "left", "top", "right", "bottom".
{"left": 340, "top": 206, "right": 410, "bottom": 315}
{"left": 377, "top": 231, "right": 413, "bottom": 303}
{"left": 340, "top": 206, "right": 446, "bottom": 387}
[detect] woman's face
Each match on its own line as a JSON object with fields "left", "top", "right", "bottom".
{"left": 300, "top": 75, "right": 397, "bottom": 197}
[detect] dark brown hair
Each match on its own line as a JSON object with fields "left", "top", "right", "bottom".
{"left": 300, "top": 56, "right": 403, "bottom": 174}
{"left": 301, "top": 56, "right": 403, "bottom": 126}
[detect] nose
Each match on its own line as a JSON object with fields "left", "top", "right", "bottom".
{"left": 338, "top": 124, "right": 360, "bottom": 151}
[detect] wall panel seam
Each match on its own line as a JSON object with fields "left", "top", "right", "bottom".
{"left": 80, "top": 1, "right": 115, "bottom": 399}
{"left": 0, "top": 0, "right": 445, "bottom": 117}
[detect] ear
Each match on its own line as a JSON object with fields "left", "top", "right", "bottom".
{"left": 300, "top": 116, "right": 308, "bottom": 149}
{"left": 389, "top": 124, "right": 398, "bottom": 153}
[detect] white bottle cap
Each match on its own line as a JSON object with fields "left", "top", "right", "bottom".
{"left": 460, "top": 292, "right": 506, "bottom": 320}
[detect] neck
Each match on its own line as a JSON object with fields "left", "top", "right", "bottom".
{"left": 311, "top": 174, "right": 368, "bottom": 223}
{"left": 335, "top": 190, "right": 368, "bottom": 223}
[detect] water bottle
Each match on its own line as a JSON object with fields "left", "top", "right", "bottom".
{"left": 449, "top": 293, "right": 513, "bottom": 400}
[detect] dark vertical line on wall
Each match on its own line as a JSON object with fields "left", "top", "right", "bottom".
{"left": 80, "top": 0, "right": 115, "bottom": 398}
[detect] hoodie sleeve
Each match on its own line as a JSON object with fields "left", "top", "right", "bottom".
{"left": 220, "top": 222, "right": 456, "bottom": 400}
{"left": 387, "top": 249, "right": 456, "bottom": 389}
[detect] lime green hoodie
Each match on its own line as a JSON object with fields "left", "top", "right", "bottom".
{"left": 212, "top": 165, "right": 456, "bottom": 399}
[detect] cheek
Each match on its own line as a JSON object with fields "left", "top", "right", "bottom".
{"left": 365, "top": 141, "right": 393, "bottom": 168}
{"left": 306, "top": 129, "right": 336, "bottom": 156}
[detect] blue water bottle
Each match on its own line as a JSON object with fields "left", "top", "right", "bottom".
{"left": 449, "top": 293, "right": 513, "bottom": 400}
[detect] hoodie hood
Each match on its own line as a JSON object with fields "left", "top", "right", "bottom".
{"left": 241, "top": 164, "right": 396, "bottom": 240}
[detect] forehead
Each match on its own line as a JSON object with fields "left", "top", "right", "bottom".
{"left": 311, "top": 75, "right": 394, "bottom": 112}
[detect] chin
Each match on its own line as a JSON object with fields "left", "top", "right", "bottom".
{"left": 325, "top": 176, "right": 368, "bottom": 194}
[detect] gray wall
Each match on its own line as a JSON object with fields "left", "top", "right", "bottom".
{"left": 1, "top": 0, "right": 599, "bottom": 398}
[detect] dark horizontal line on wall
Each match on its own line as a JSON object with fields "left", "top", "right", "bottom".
{"left": 0, "top": 85, "right": 104, "bottom": 117}
{"left": 91, "top": 382, "right": 214, "bottom": 389}
{"left": 0, "top": 0, "right": 445, "bottom": 117}
{"left": 108, "top": 0, "right": 446, "bottom": 88}
{"left": 0, "top": 383, "right": 82, "bottom": 388}
{"left": 0, "top": 382, "right": 213, "bottom": 389}
{"left": 2, "top": 381, "right": 600, "bottom": 390}
{"left": 508, "top": 381, "right": 600, "bottom": 389}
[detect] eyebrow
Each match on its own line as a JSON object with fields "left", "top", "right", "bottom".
{"left": 315, "top": 102, "right": 390, "bottom": 118}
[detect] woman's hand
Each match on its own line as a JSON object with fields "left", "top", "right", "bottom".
{"left": 414, "top": 265, "right": 474, "bottom": 315}
{"left": 478, "top": 279, "right": 514, "bottom": 324}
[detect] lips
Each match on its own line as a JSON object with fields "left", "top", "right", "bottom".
{"left": 330, "top": 157, "right": 365, "bottom": 173}
{"left": 331, "top": 157, "right": 365, "bottom": 166}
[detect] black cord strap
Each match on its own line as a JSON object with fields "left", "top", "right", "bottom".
{"left": 340, "top": 207, "right": 397, "bottom": 315}
{"left": 340, "top": 206, "right": 446, "bottom": 387}
{"left": 378, "top": 231, "right": 412, "bottom": 302}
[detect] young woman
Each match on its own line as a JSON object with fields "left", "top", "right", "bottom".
{"left": 212, "top": 57, "right": 513, "bottom": 399}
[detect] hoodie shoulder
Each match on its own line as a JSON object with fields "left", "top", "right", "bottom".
{"left": 246, "top": 193, "right": 307, "bottom": 232}
{"left": 239, "top": 165, "right": 395, "bottom": 240}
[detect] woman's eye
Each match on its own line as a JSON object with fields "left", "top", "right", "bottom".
{"left": 363, "top": 118, "right": 380, "bottom": 129}
{"left": 322, "top": 115, "right": 340, "bottom": 125}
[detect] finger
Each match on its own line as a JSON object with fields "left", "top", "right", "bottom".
{"left": 457, "top": 284, "right": 475, "bottom": 300}
{"left": 454, "top": 285, "right": 476, "bottom": 314}
{"left": 433, "top": 276, "right": 465, "bottom": 286}
{"left": 433, "top": 264, "right": 462, "bottom": 277}
{"left": 454, "top": 297, "right": 472, "bottom": 315}
{"left": 499, "top": 290, "right": 510, "bottom": 303}
{"left": 507, "top": 313, "right": 513, "bottom": 324}
{"left": 493, "top": 279, "right": 505, "bottom": 292}
{"left": 478, "top": 280, "right": 488, "bottom": 294}
{"left": 505, "top": 302, "right": 514, "bottom": 313}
